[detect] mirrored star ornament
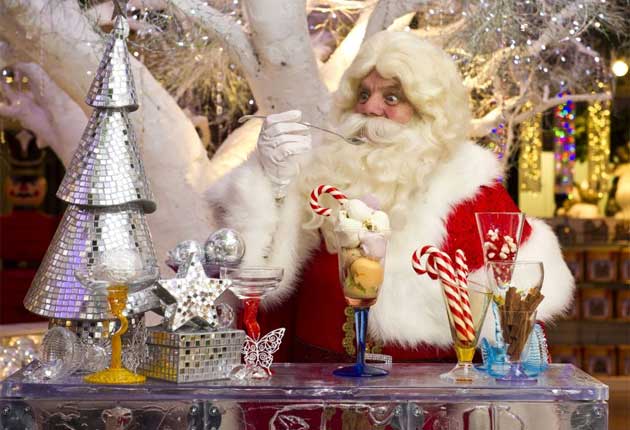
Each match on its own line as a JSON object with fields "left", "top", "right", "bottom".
{"left": 156, "top": 253, "right": 231, "bottom": 331}
{"left": 204, "top": 228, "right": 246, "bottom": 266}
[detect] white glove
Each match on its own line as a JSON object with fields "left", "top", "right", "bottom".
{"left": 257, "top": 110, "right": 312, "bottom": 199}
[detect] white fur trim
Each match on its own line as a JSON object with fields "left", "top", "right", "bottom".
{"left": 516, "top": 217, "right": 575, "bottom": 320}
{"left": 207, "top": 152, "right": 318, "bottom": 307}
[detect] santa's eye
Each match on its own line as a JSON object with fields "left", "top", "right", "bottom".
{"left": 358, "top": 90, "right": 370, "bottom": 103}
{"left": 384, "top": 93, "right": 400, "bottom": 105}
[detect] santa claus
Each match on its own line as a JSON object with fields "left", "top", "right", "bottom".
{"left": 209, "top": 31, "right": 574, "bottom": 362}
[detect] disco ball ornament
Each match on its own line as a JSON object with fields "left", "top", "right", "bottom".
{"left": 204, "top": 228, "right": 246, "bottom": 265}
{"left": 166, "top": 240, "right": 203, "bottom": 270}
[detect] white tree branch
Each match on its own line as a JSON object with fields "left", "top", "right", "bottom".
{"left": 85, "top": 0, "right": 162, "bottom": 31}
{"left": 470, "top": 91, "right": 612, "bottom": 138}
{"left": 321, "top": 4, "right": 375, "bottom": 91}
{"left": 570, "top": 39, "right": 599, "bottom": 60}
{"left": 0, "top": 0, "right": 215, "bottom": 268}
{"left": 364, "top": 0, "right": 428, "bottom": 40}
{"left": 528, "top": 0, "right": 597, "bottom": 56}
{"left": 169, "top": 0, "right": 259, "bottom": 82}
{"left": 513, "top": 92, "right": 611, "bottom": 124}
{"left": 411, "top": 15, "right": 467, "bottom": 47}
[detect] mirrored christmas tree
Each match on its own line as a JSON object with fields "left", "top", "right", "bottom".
{"left": 24, "top": 0, "right": 160, "bottom": 327}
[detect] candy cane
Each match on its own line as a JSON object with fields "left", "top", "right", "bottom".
{"left": 412, "top": 247, "right": 474, "bottom": 342}
{"left": 309, "top": 184, "right": 348, "bottom": 217}
{"left": 454, "top": 249, "right": 475, "bottom": 335}
{"left": 411, "top": 245, "right": 440, "bottom": 280}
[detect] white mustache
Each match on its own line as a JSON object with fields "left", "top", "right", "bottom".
{"left": 337, "top": 113, "right": 409, "bottom": 146}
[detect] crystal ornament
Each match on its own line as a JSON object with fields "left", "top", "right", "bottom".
{"left": 122, "top": 318, "right": 149, "bottom": 373}
{"left": 166, "top": 240, "right": 203, "bottom": 270}
{"left": 204, "top": 228, "right": 246, "bottom": 266}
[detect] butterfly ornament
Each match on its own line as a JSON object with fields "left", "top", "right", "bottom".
{"left": 233, "top": 328, "right": 286, "bottom": 380}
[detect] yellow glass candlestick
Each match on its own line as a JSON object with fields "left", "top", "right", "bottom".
{"left": 84, "top": 285, "right": 146, "bottom": 384}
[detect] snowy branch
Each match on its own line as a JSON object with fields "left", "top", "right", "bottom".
{"left": 412, "top": 16, "right": 467, "bottom": 47}
{"left": 470, "top": 91, "right": 612, "bottom": 138}
{"left": 170, "top": 0, "right": 259, "bottom": 81}
{"left": 514, "top": 92, "right": 611, "bottom": 124}
{"left": 321, "top": 4, "right": 375, "bottom": 91}
{"left": 364, "top": 0, "right": 428, "bottom": 40}
{"left": 86, "top": 0, "right": 161, "bottom": 31}
{"left": 527, "top": 1, "right": 595, "bottom": 56}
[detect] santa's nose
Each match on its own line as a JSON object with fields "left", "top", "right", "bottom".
{"left": 359, "top": 96, "right": 385, "bottom": 117}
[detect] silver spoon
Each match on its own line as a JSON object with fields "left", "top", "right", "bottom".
{"left": 238, "top": 114, "right": 367, "bottom": 146}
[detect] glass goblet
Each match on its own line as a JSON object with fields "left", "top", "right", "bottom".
{"left": 475, "top": 212, "right": 525, "bottom": 371}
{"left": 475, "top": 212, "right": 525, "bottom": 265}
{"left": 333, "top": 228, "right": 389, "bottom": 377}
{"left": 76, "top": 251, "right": 158, "bottom": 385}
{"left": 440, "top": 281, "right": 491, "bottom": 383}
{"left": 486, "top": 260, "right": 544, "bottom": 385}
{"left": 219, "top": 266, "right": 284, "bottom": 379}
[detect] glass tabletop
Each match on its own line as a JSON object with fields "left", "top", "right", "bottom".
{"left": 1, "top": 363, "right": 607, "bottom": 402}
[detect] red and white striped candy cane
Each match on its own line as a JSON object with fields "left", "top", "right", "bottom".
{"left": 309, "top": 185, "right": 347, "bottom": 217}
{"left": 454, "top": 249, "right": 475, "bottom": 335}
{"left": 412, "top": 246, "right": 474, "bottom": 342}
{"left": 411, "top": 245, "right": 440, "bottom": 280}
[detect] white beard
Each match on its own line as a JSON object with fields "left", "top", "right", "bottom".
{"left": 299, "top": 112, "right": 447, "bottom": 232}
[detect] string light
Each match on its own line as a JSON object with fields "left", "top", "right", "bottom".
{"left": 519, "top": 102, "right": 543, "bottom": 192}
{"left": 553, "top": 93, "right": 576, "bottom": 195}
{"left": 586, "top": 100, "right": 611, "bottom": 197}
{"left": 612, "top": 59, "right": 629, "bottom": 77}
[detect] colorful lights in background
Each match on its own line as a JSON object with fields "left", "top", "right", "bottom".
{"left": 554, "top": 94, "right": 576, "bottom": 195}
{"left": 519, "top": 102, "right": 543, "bottom": 193}
{"left": 587, "top": 100, "right": 612, "bottom": 198}
{"left": 487, "top": 123, "right": 508, "bottom": 160}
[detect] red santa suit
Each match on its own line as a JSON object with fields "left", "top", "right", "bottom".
{"left": 209, "top": 141, "right": 574, "bottom": 362}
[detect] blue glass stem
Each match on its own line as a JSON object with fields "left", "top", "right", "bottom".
{"left": 492, "top": 301, "right": 504, "bottom": 347}
{"left": 354, "top": 307, "right": 369, "bottom": 370}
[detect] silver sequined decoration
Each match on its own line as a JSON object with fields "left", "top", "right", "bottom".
{"left": 155, "top": 253, "right": 232, "bottom": 331}
{"left": 56, "top": 109, "right": 155, "bottom": 213}
{"left": 204, "top": 228, "right": 246, "bottom": 265}
{"left": 24, "top": 203, "right": 158, "bottom": 320}
{"left": 49, "top": 315, "right": 144, "bottom": 342}
{"left": 165, "top": 240, "right": 203, "bottom": 269}
{"left": 24, "top": 1, "right": 160, "bottom": 328}
{"left": 138, "top": 327, "right": 245, "bottom": 383}
{"left": 85, "top": 15, "right": 138, "bottom": 111}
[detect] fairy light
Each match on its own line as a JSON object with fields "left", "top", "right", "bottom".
{"left": 586, "top": 100, "right": 611, "bottom": 197}
{"left": 518, "top": 102, "right": 543, "bottom": 192}
{"left": 553, "top": 93, "right": 576, "bottom": 195}
{"left": 612, "top": 59, "right": 629, "bottom": 77}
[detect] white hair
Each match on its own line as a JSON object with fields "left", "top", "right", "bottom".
{"left": 299, "top": 31, "right": 472, "bottom": 233}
